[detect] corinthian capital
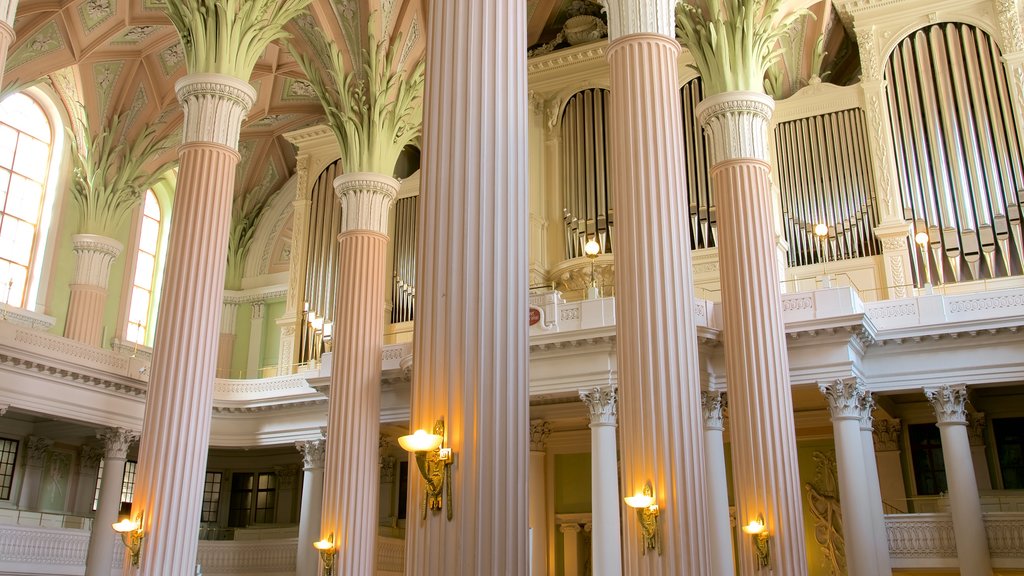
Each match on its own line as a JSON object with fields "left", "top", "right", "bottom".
{"left": 97, "top": 428, "right": 139, "bottom": 460}
{"left": 296, "top": 437, "right": 326, "bottom": 469}
{"left": 333, "top": 173, "right": 399, "bottom": 235}
{"left": 923, "top": 384, "right": 969, "bottom": 425}
{"left": 579, "top": 385, "right": 617, "bottom": 426}
{"left": 701, "top": 390, "right": 727, "bottom": 431}
{"left": 819, "top": 378, "right": 867, "bottom": 421}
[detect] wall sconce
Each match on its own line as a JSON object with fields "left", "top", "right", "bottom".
{"left": 111, "top": 511, "right": 145, "bottom": 567}
{"left": 583, "top": 238, "right": 601, "bottom": 300}
{"left": 312, "top": 533, "right": 337, "bottom": 576}
{"left": 624, "top": 481, "right": 661, "bottom": 555}
{"left": 398, "top": 418, "right": 453, "bottom": 521}
{"left": 742, "top": 514, "right": 770, "bottom": 569}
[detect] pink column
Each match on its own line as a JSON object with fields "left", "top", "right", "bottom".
{"left": 604, "top": 18, "right": 711, "bottom": 576}
{"left": 85, "top": 428, "right": 138, "bottom": 576}
{"left": 128, "top": 73, "right": 255, "bottom": 576}
{"left": 319, "top": 172, "right": 396, "bottom": 573}
{"left": 696, "top": 91, "right": 807, "bottom": 575}
{"left": 406, "top": 3, "right": 529, "bottom": 574}
{"left": 0, "top": 0, "right": 17, "bottom": 88}
{"left": 65, "top": 234, "right": 122, "bottom": 347}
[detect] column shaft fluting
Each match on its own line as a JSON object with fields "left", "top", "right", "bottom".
{"left": 86, "top": 428, "right": 138, "bottom": 576}
{"left": 820, "top": 380, "right": 878, "bottom": 576}
{"left": 698, "top": 91, "right": 806, "bottom": 575}
{"left": 129, "top": 74, "right": 254, "bottom": 576}
{"left": 296, "top": 439, "right": 326, "bottom": 576}
{"left": 65, "top": 234, "right": 123, "bottom": 346}
{"left": 580, "top": 387, "right": 622, "bottom": 576}
{"left": 320, "top": 173, "right": 395, "bottom": 574}
{"left": 924, "top": 385, "right": 993, "bottom": 576}
{"left": 702, "top": 391, "right": 735, "bottom": 576}
{"left": 606, "top": 32, "right": 710, "bottom": 574}
{"left": 406, "top": 3, "right": 529, "bottom": 574}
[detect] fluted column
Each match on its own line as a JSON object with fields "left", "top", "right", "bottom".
{"left": 128, "top": 73, "right": 255, "bottom": 576}
{"left": 819, "top": 378, "right": 879, "bottom": 576}
{"left": 18, "top": 436, "right": 51, "bottom": 510}
{"left": 701, "top": 390, "right": 735, "bottom": 576}
{"left": 296, "top": 438, "right": 326, "bottom": 576}
{"left": 924, "top": 385, "right": 993, "bottom": 576}
{"left": 0, "top": 0, "right": 18, "bottom": 89}
{"left": 406, "top": 3, "right": 529, "bottom": 575}
{"left": 74, "top": 443, "right": 103, "bottom": 515}
{"left": 858, "top": 392, "right": 893, "bottom": 576}
{"left": 579, "top": 386, "right": 622, "bottom": 576}
{"left": 529, "top": 420, "right": 551, "bottom": 576}
{"left": 319, "top": 172, "right": 396, "bottom": 574}
{"left": 697, "top": 91, "right": 806, "bottom": 575}
{"left": 65, "top": 234, "right": 123, "bottom": 347}
{"left": 602, "top": 2, "right": 710, "bottom": 572}
{"left": 217, "top": 301, "right": 238, "bottom": 377}
{"left": 86, "top": 428, "right": 138, "bottom": 576}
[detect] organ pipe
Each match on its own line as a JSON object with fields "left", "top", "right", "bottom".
{"left": 391, "top": 196, "right": 417, "bottom": 323}
{"left": 301, "top": 159, "right": 342, "bottom": 364}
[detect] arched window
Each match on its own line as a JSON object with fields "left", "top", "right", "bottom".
{"left": 126, "top": 191, "right": 162, "bottom": 345}
{"left": 0, "top": 93, "right": 53, "bottom": 307}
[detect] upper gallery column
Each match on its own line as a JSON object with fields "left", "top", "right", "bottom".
{"left": 679, "top": 3, "right": 809, "bottom": 573}
{"left": 405, "top": 2, "right": 529, "bottom": 574}
{"left": 701, "top": 390, "right": 735, "bottom": 576}
{"left": 923, "top": 385, "right": 993, "bottom": 576}
{"left": 290, "top": 19, "right": 425, "bottom": 572}
{"left": 296, "top": 437, "right": 326, "bottom": 576}
{"left": 0, "top": 0, "right": 17, "bottom": 87}
{"left": 128, "top": 2, "right": 308, "bottom": 575}
{"left": 601, "top": 1, "right": 712, "bottom": 572}
{"left": 85, "top": 428, "right": 138, "bottom": 576}
{"left": 579, "top": 386, "right": 623, "bottom": 576}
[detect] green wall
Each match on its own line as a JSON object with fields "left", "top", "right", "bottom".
{"left": 553, "top": 452, "right": 591, "bottom": 576}
{"left": 262, "top": 300, "right": 285, "bottom": 372}
{"left": 229, "top": 302, "right": 252, "bottom": 378}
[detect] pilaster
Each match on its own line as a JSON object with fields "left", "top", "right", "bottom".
{"left": 18, "top": 436, "right": 51, "bottom": 510}
{"left": 278, "top": 153, "right": 312, "bottom": 374}
{"left": 872, "top": 418, "right": 908, "bottom": 514}
{"left": 0, "top": 0, "right": 17, "bottom": 89}
{"left": 967, "top": 412, "right": 993, "bottom": 490}
{"left": 65, "top": 234, "right": 123, "bottom": 347}
{"left": 75, "top": 443, "right": 102, "bottom": 515}
{"left": 874, "top": 221, "right": 914, "bottom": 299}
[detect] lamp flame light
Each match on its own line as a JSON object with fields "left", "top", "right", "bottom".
{"left": 583, "top": 238, "right": 601, "bottom": 300}
{"left": 312, "top": 533, "right": 336, "bottom": 576}
{"left": 623, "top": 481, "right": 661, "bottom": 555}
{"left": 742, "top": 514, "right": 770, "bottom": 569}
{"left": 398, "top": 418, "right": 453, "bottom": 520}
{"left": 111, "top": 511, "right": 145, "bottom": 567}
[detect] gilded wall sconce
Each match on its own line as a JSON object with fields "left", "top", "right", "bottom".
{"left": 111, "top": 511, "right": 145, "bottom": 567}
{"left": 313, "top": 533, "right": 337, "bottom": 576}
{"left": 742, "top": 514, "right": 770, "bottom": 569}
{"left": 398, "top": 418, "right": 453, "bottom": 520}
{"left": 624, "top": 480, "right": 661, "bottom": 555}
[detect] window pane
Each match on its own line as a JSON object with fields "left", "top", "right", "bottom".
{"left": 143, "top": 192, "right": 160, "bottom": 219}
{"left": 126, "top": 322, "right": 144, "bottom": 345}
{"left": 6, "top": 174, "right": 43, "bottom": 224}
{"left": 0, "top": 216, "right": 34, "bottom": 266}
{"left": 128, "top": 286, "right": 151, "bottom": 322}
{"left": 0, "top": 438, "right": 18, "bottom": 500}
{"left": 0, "top": 93, "right": 51, "bottom": 143}
{"left": 139, "top": 218, "right": 159, "bottom": 254}
{"left": 0, "top": 169, "right": 11, "bottom": 209}
{"left": 134, "top": 252, "right": 155, "bottom": 290}
{"left": 0, "top": 127, "right": 15, "bottom": 169}
{"left": 0, "top": 259, "right": 26, "bottom": 306}
{"left": 12, "top": 137, "right": 48, "bottom": 182}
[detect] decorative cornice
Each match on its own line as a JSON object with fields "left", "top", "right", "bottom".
{"left": 923, "top": 384, "right": 969, "bottom": 425}
{"left": 333, "top": 172, "right": 400, "bottom": 235}
{"left": 701, "top": 390, "right": 727, "bottom": 431}
{"left": 97, "top": 427, "right": 138, "bottom": 459}
{"left": 696, "top": 91, "right": 775, "bottom": 164}
{"left": 70, "top": 234, "right": 123, "bottom": 288}
{"left": 222, "top": 285, "right": 288, "bottom": 306}
{"left": 599, "top": 0, "right": 679, "bottom": 39}
{"left": 175, "top": 73, "right": 257, "bottom": 149}
{"left": 579, "top": 385, "right": 617, "bottom": 426}
{"left": 530, "top": 419, "right": 552, "bottom": 451}
{"left": 296, "top": 437, "right": 326, "bottom": 470}
{"left": 873, "top": 418, "right": 902, "bottom": 451}
{"left": 819, "top": 377, "right": 867, "bottom": 420}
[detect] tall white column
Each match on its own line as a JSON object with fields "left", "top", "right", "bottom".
{"left": 820, "top": 378, "right": 880, "bottom": 576}
{"left": 65, "top": 234, "right": 123, "bottom": 347}
{"left": 601, "top": 2, "right": 711, "bottom": 572}
{"left": 86, "top": 428, "right": 138, "bottom": 576}
{"left": 701, "top": 390, "right": 735, "bottom": 576}
{"left": 924, "top": 385, "right": 993, "bottom": 576}
{"left": 529, "top": 420, "right": 551, "bottom": 576}
{"left": 406, "top": 3, "right": 529, "bottom": 574}
{"left": 75, "top": 443, "right": 102, "bottom": 515}
{"left": 858, "top": 391, "right": 893, "bottom": 576}
{"left": 561, "top": 523, "right": 582, "bottom": 576}
{"left": 296, "top": 438, "right": 325, "bottom": 576}
{"left": 18, "top": 436, "right": 51, "bottom": 510}
{"left": 128, "top": 73, "right": 256, "bottom": 576}
{"left": 579, "top": 386, "right": 622, "bottom": 576}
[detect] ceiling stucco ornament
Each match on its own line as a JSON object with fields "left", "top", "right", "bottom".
{"left": 159, "top": 43, "right": 186, "bottom": 75}
{"left": 79, "top": 0, "right": 116, "bottom": 33}
{"left": 7, "top": 21, "right": 64, "bottom": 70}
{"left": 114, "top": 26, "right": 159, "bottom": 44}
{"left": 676, "top": 0, "right": 811, "bottom": 96}
{"left": 93, "top": 60, "right": 124, "bottom": 117}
